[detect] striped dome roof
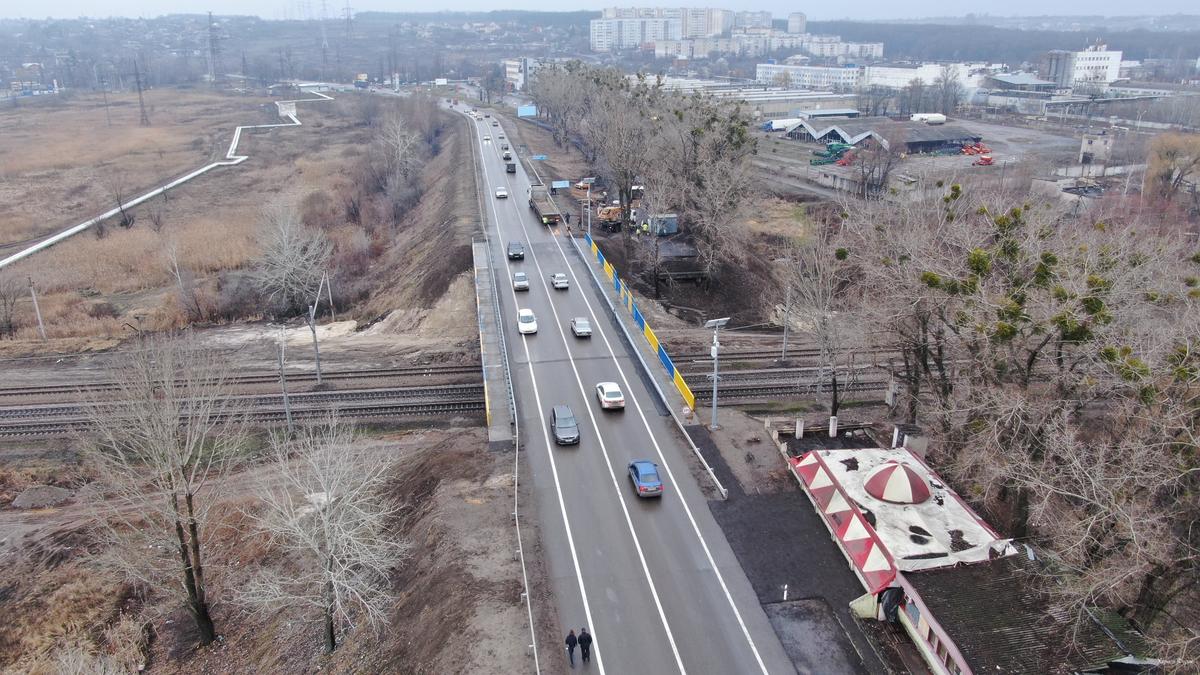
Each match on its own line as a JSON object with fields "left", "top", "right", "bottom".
{"left": 864, "top": 460, "right": 930, "bottom": 504}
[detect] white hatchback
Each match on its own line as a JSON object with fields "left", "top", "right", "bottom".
{"left": 517, "top": 308, "right": 538, "bottom": 334}
{"left": 550, "top": 273, "right": 569, "bottom": 289}
{"left": 495, "top": 186, "right": 508, "bottom": 199}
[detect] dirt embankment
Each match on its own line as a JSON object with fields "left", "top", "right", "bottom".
{"left": 0, "top": 429, "right": 535, "bottom": 674}
{"left": 355, "top": 109, "right": 478, "bottom": 337}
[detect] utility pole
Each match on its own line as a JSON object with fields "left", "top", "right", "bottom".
{"left": 28, "top": 277, "right": 46, "bottom": 340}
{"left": 307, "top": 304, "right": 323, "bottom": 385}
{"left": 780, "top": 285, "right": 791, "bottom": 361}
{"left": 206, "top": 11, "right": 219, "bottom": 86}
{"left": 134, "top": 57, "right": 150, "bottom": 126}
{"left": 586, "top": 182, "right": 592, "bottom": 237}
{"left": 100, "top": 75, "right": 112, "bottom": 127}
{"left": 704, "top": 317, "right": 729, "bottom": 430}
{"left": 277, "top": 332, "right": 295, "bottom": 435}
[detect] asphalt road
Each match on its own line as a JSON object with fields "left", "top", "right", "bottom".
{"left": 460, "top": 105, "right": 796, "bottom": 674}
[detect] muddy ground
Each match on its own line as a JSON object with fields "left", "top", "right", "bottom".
{"left": 0, "top": 429, "right": 547, "bottom": 674}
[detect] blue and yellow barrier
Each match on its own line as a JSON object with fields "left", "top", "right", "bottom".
{"left": 585, "top": 234, "right": 696, "bottom": 410}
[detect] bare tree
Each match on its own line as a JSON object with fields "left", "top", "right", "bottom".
{"left": 689, "top": 157, "right": 754, "bottom": 283}
{"left": 0, "top": 274, "right": 22, "bottom": 338}
{"left": 379, "top": 113, "right": 422, "bottom": 182}
{"left": 583, "top": 71, "right": 660, "bottom": 258}
{"left": 250, "top": 201, "right": 332, "bottom": 316}
{"left": 147, "top": 202, "right": 167, "bottom": 234}
{"left": 1145, "top": 132, "right": 1200, "bottom": 206}
{"left": 932, "top": 65, "right": 964, "bottom": 116}
{"left": 104, "top": 172, "right": 136, "bottom": 229}
{"left": 853, "top": 133, "right": 904, "bottom": 198}
{"left": 82, "top": 336, "right": 248, "bottom": 647}
{"left": 165, "top": 243, "right": 207, "bottom": 322}
{"left": 855, "top": 84, "right": 893, "bottom": 117}
{"left": 782, "top": 226, "right": 853, "bottom": 416}
{"left": 237, "top": 419, "right": 408, "bottom": 653}
{"left": 899, "top": 77, "right": 926, "bottom": 115}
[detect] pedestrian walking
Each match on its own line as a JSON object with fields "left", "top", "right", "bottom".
{"left": 578, "top": 627, "right": 592, "bottom": 664}
{"left": 565, "top": 629, "right": 578, "bottom": 667}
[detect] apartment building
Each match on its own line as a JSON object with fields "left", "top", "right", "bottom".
{"left": 592, "top": 6, "right": 731, "bottom": 50}
{"left": 734, "top": 10, "right": 773, "bottom": 28}
{"left": 591, "top": 15, "right": 683, "bottom": 51}
{"left": 787, "top": 12, "right": 807, "bottom": 34}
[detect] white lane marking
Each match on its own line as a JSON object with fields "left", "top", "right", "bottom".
{"left": 501, "top": 211, "right": 688, "bottom": 674}
{"left": 470, "top": 115, "right": 608, "bottom": 675}
{"left": 546, "top": 232, "right": 772, "bottom": 674}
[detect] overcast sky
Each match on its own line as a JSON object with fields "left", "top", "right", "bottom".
{"left": 4, "top": 0, "right": 1197, "bottom": 21}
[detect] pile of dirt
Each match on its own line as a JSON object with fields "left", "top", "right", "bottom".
{"left": 10, "top": 485, "right": 73, "bottom": 509}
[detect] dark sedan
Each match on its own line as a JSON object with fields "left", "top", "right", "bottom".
{"left": 551, "top": 405, "right": 580, "bottom": 445}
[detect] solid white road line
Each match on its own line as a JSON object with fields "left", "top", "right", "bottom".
{"left": 473, "top": 119, "right": 609, "bottom": 674}
{"left": 546, "top": 231, "right": 772, "bottom": 674}
{"left": 501, "top": 214, "right": 688, "bottom": 674}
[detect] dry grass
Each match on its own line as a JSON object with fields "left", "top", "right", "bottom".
{"left": 744, "top": 198, "right": 813, "bottom": 239}
{"left": 0, "top": 89, "right": 275, "bottom": 243}
{"left": 0, "top": 91, "right": 370, "bottom": 344}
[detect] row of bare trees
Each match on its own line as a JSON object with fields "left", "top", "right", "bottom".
{"left": 786, "top": 185, "right": 1200, "bottom": 667}
{"left": 527, "top": 63, "right": 758, "bottom": 287}
{"left": 81, "top": 336, "right": 407, "bottom": 656}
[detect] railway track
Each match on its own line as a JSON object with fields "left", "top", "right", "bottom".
{"left": 0, "top": 364, "right": 482, "bottom": 400}
{"left": 0, "top": 397, "right": 486, "bottom": 439}
{"left": 691, "top": 378, "right": 888, "bottom": 402}
{"left": 672, "top": 346, "right": 900, "bottom": 363}
{"left": 0, "top": 384, "right": 486, "bottom": 438}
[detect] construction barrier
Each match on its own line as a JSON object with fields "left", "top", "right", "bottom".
{"left": 584, "top": 233, "right": 696, "bottom": 410}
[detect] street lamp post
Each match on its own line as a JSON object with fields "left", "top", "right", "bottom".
{"left": 704, "top": 317, "right": 730, "bottom": 430}
{"left": 586, "top": 183, "right": 592, "bottom": 237}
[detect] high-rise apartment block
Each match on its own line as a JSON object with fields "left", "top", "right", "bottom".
{"left": 787, "top": 12, "right": 806, "bottom": 34}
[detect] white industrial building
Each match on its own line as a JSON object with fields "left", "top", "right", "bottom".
{"left": 1039, "top": 43, "right": 1124, "bottom": 89}
{"left": 755, "top": 62, "right": 988, "bottom": 92}
{"left": 756, "top": 63, "right": 863, "bottom": 90}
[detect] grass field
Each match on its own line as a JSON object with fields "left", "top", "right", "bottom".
{"left": 0, "top": 88, "right": 372, "bottom": 343}
{"left": 0, "top": 88, "right": 277, "bottom": 244}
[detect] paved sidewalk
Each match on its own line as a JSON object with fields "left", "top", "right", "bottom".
{"left": 472, "top": 241, "right": 514, "bottom": 450}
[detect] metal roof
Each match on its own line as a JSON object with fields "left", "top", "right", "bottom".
{"left": 796, "top": 108, "right": 860, "bottom": 117}
{"left": 786, "top": 117, "right": 982, "bottom": 149}
{"left": 988, "top": 72, "right": 1055, "bottom": 87}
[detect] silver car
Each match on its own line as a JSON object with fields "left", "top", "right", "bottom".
{"left": 570, "top": 317, "right": 592, "bottom": 337}
{"left": 551, "top": 273, "right": 569, "bottom": 289}
{"left": 512, "top": 272, "right": 530, "bottom": 291}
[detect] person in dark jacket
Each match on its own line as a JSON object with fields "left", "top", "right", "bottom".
{"left": 565, "top": 629, "right": 578, "bottom": 666}
{"left": 578, "top": 627, "right": 592, "bottom": 664}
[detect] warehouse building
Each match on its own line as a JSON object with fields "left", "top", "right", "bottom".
{"left": 785, "top": 117, "right": 982, "bottom": 154}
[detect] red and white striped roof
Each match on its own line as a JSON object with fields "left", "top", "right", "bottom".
{"left": 864, "top": 460, "right": 931, "bottom": 504}
{"left": 789, "top": 447, "right": 1015, "bottom": 586}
